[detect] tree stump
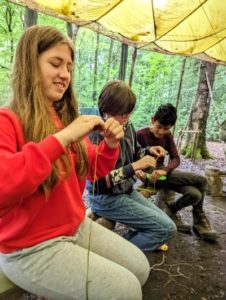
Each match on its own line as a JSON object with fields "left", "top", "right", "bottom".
{"left": 205, "top": 165, "right": 223, "bottom": 197}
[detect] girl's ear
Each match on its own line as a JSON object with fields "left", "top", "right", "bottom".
{"left": 151, "top": 117, "right": 155, "bottom": 125}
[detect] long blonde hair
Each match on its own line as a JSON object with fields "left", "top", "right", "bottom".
{"left": 10, "top": 25, "right": 88, "bottom": 194}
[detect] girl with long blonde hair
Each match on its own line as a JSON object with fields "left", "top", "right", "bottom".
{"left": 0, "top": 25, "right": 150, "bottom": 300}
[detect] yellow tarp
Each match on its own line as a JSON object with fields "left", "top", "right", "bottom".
{"left": 9, "top": 0, "right": 226, "bottom": 65}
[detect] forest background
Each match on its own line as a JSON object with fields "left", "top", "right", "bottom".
{"left": 0, "top": 1, "right": 225, "bottom": 149}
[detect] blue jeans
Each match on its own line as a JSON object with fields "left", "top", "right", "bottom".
{"left": 88, "top": 190, "right": 176, "bottom": 252}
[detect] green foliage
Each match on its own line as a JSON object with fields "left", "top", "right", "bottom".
{"left": 0, "top": 1, "right": 225, "bottom": 142}
{"left": 206, "top": 65, "right": 226, "bottom": 141}
{"left": 75, "top": 30, "right": 121, "bottom": 107}
{"left": 130, "top": 52, "right": 182, "bottom": 128}
{"left": 0, "top": 0, "right": 24, "bottom": 104}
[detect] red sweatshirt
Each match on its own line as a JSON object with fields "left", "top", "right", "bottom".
{"left": 0, "top": 108, "right": 119, "bottom": 253}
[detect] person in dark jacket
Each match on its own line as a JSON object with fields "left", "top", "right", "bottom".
{"left": 87, "top": 80, "right": 176, "bottom": 252}
{"left": 137, "top": 103, "right": 218, "bottom": 242}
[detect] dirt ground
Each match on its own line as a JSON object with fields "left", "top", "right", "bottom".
{"left": 143, "top": 194, "right": 226, "bottom": 300}
{"left": 143, "top": 142, "right": 226, "bottom": 300}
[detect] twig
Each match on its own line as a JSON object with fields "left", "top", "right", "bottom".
{"left": 150, "top": 254, "right": 190, "bottom": 279}
{"left": 165, "top": 262, "right": 205, "bottom": 271}
{"left": 151, "top": 267, "right": 190, "bottom": 279}
{"left": 150, "top": 253, "right": 166, "bottom": 270}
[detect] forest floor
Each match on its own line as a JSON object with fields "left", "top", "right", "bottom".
{"left": 22, "top": 142, "right": 226, "bottom": 300}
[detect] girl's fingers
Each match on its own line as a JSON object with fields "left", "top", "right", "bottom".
{"left": 104, "top": 120, "right": 123, "bottom": 139}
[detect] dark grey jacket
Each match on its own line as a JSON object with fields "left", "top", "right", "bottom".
{"left": 86, "top": 121, "right": 150, "bottom": 195}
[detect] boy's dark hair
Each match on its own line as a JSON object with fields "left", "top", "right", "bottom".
{"left": 98, "top": 80, "right": 136, "bottom": 117}
{"left": 154, "top": 103, "right": 177, "bottom": 126}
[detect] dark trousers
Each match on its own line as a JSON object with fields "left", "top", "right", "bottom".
{"left": 145, "top": 169, "right": 208, "bottom": 213}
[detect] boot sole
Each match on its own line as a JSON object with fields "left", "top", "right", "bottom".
{"left": 177, "top": 227, "right": 192, "bottom": 234}
{"left": 192, "top": 226, "right": 219, "bottom": 242}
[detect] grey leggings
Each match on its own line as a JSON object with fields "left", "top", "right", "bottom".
{"left": 0, "top": 217, "right": 150, "bottom": 300}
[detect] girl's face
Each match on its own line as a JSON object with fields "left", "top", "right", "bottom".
{"left": 38, "top": 43, "right": 73, "bottom": 106}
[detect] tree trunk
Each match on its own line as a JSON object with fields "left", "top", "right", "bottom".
{"left": 24, "top": 7, "right": 37, "bottom": 29}
{"left": 66, "top": 22, "right": 79, "bottom": 42}
{"left": 4, "top": 3, "right": 15, "bottom": 63}
{"left": 119, "top": 43, "right": 128, "bottom": 81}
{"left": 76, "top": 32, "right": 85, "bottom": 98}
{"left": 92, "top": 32, "right": 100, "bottom": 101}
{"left": 106, "top": 38, "right": 114, "bottom": 81}
{"left": 128, "top": 48, "right": 137, "bottom": 87}
{"left": 172, "top": 58, "right": 186, "bottom": 135}
{"left": 66, "top": 23, "right": 79, "bottom": 71}
{"left": 181, "top": 61, "right": 217, "bottom": 159}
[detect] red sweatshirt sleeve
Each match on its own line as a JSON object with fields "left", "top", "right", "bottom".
{"left": 0, "top": 110, "right": 65, "bottom": 213}
{"left": 85, "top": 137, "right": 119, "bottom": 182}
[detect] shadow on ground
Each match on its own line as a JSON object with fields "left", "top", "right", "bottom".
{"left": 143, "top": 195, "right": 226, "bottom": 300}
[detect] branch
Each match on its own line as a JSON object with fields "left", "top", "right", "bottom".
{"left": 0, "top": 64, "right": 10, "bottom": 70}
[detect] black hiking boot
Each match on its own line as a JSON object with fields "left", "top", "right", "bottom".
{"left": 96, "top": 217, "right": 116, "bottom": 230}
{"left": 192, "top": 210, "right": 219, "bottom": 242}
{"left": 165, "top": 203, "right": 191, "bottom": 233}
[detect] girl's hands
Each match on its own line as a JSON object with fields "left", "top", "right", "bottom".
{"left": 54, "top": 115, "right": 106, "bottom": 147}
{"left": 132, "top": 155, "right": 156, "bottom": 172}
{"left": 103, "top": 117, "right": 124, "bottom": 148}
{"left": 54, "top": 115, "right": 124, "bottom": 148}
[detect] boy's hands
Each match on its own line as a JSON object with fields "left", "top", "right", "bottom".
{"left": 135, "top": 170, "right": 146, "bottom": 180}
{"left": 136, "top": 169, "right": 167, "bottom": 183}
{"left": 132, "top": 155, "right": 156, "bottom": 172}
{"left": 149, "top": 146, "right": 166, "bottom": 157}
{"left": 150, "top": 169, "right": 167, "bottom": 183}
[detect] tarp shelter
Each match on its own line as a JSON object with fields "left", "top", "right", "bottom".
{"left": 9, "top": 0, "right": 226, "bottom": 65}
